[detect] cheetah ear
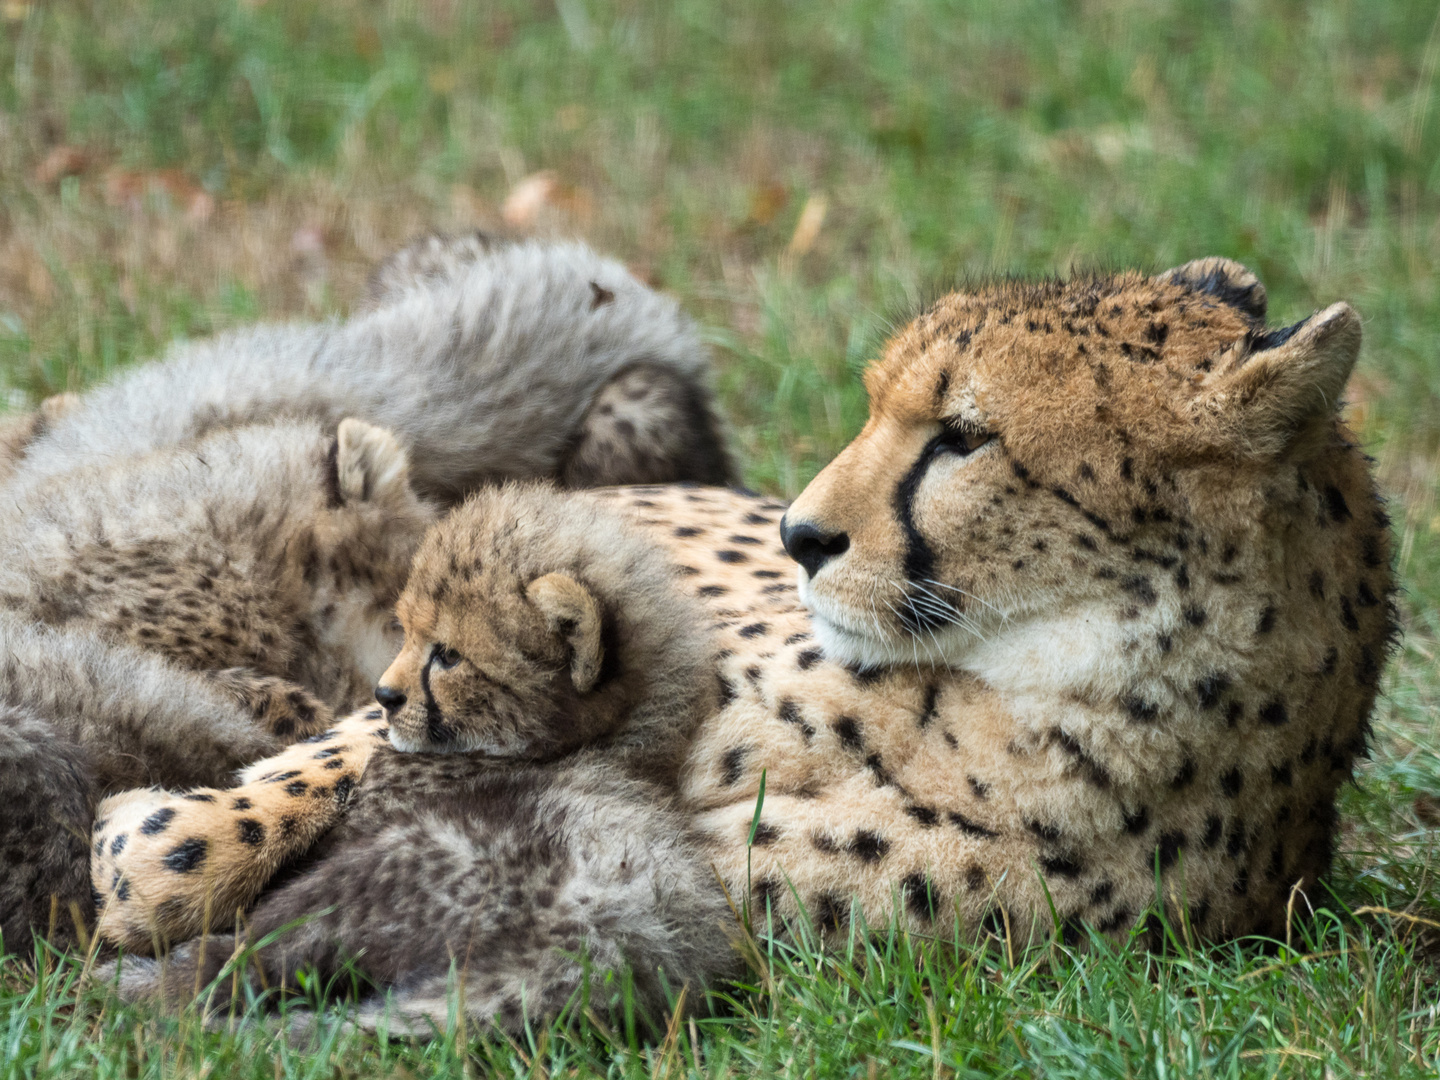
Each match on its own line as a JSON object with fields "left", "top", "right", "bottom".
{"left": 334, "top": 418, "right": 412, "bottom": 507}
{"left": 1156, "top": 257, "right": 1267, "bottom": 321}
{"left": 1194, "top": 302, "right": 1362, "bottom": 457}
{"left": 526, "top": 573, "right": 605, "bottom": 693}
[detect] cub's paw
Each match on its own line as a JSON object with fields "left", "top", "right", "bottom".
{"left": 561, "top": 362, "right": 735, "bottom": 488}
{"left": 203, "top": 668, "right": 335, "bottom": 741}
{"left": 92, "top": 709, "right": 390, "bottom": 953}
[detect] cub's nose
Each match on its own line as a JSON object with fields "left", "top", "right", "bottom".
{"left": 780, "top": 517, "right": 850, "bottom": 578}
{"left": 374, "top": 685, "right": 407, "bottom": 712}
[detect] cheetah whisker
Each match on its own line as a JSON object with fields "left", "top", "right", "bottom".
{"left": 918, "top": 577, "right": 1010, "bottom": 623}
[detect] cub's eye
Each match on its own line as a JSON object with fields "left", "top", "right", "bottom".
{"left": 433, "top": 645, "right": 463, "bottom": 670}
{"left": 933, "top": 424, "right": 993, "bottom": 457}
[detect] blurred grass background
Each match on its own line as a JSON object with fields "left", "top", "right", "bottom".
{"left": 1, "top": 0, "right": 1438, "bottom": 1075}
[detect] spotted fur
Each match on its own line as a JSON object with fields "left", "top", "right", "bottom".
{"left": 94, "top": 259, "right": 1395, "bottom": 966}
{"left": 10, "top": 235, "right": 736, "bottom": 503}
{"left": 0, "top": 417, "right": 434, "bottom": 950}
{"left": 100, "top": 486, "right": 734, "bottom": 1033}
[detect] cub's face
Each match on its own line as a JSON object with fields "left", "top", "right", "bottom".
{"left": 375, "top": 504, "right": 620, "bottom": 757}
{"left": 303, "top": 419, "right": 437, "bottom": 702}
{"left": 781, "top": 262, "right": 1360, "bottom": 670}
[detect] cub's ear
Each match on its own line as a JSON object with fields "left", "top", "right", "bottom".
{"left": 1156, "top": 257, "right": 1267, "bottom": 321}
{"left": 1192, "top": 302, "right": 1362, "bottom": 458}
{"left": 334, "top": 418, "right": 413, "bottom": 507}
{"left": 526, "top": 572, "right": 605, "bottom": 693}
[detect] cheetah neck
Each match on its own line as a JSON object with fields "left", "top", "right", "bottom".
{"left": 959, "top": 600, "right": 1167, "bottom": 702}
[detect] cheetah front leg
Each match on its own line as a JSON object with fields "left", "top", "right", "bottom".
{"left": 91, "top": 708, "right": 390, "bottom": 953}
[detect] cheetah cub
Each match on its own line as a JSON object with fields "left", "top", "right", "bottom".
{"left": 112, "top": 484, "right": 737, "bottom": 1035}
{"left": 0, "top": 418, "right": 433, "bottom": 950}
{"left": 11, "top": 236, "right": 735, "bottom": 502}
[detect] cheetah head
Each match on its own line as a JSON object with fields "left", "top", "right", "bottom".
{"left": 306, "top": 418, "right": 437, "bottom": 695}
{"left": 781, "top": 258, "right": 1364, "bottom": 671}
{"left": 375, "top": 484, "right": 711, "bottom": 764}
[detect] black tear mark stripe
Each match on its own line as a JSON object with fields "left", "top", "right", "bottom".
{"left": 891, "top": 437, "right": 942, "bottom": 633}
{"left": 420, "top": 646, "right": 456, "bottom": 745}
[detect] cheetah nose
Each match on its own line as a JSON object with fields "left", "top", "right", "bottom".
{"left": 374, "top": 685, "right": 407, "bottom": 713}
{"left": 780, "top": 517, "right": 850, "bottom": 578}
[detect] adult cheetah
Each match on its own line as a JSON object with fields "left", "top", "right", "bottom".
{"left": 95, "top": 258, "right": 1395, "bottom": 966}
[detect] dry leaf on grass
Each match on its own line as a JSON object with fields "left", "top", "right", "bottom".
{"left": 501, "top": 170, "right": 595, "bottom": 229}
{"left": 103, "top": 169, "right": 215, "bottom": 224}
{"left": 33, "top": 146, "right": 92, "bottom": 186}
{"left": 787, "top": 195, "right": 828, "bottom": 257}
{"left": 746, "top": 181, "right": 789, "bottom": 227}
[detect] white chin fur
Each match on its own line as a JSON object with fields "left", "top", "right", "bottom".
{"left": 799, "top": 571, "right": 980, "bottom": 670}
{"left": 389, "top": 727, "right": 512, "bottom": 756}
{"left": 809, "top": 612, "right": 980, "bottom": 669}
{"left": 385, "top": 728, "right": 433, "bottom": 753}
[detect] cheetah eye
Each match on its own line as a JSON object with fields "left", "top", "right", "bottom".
{"left": 432, "top": 645, "right": 463, "bottom": 670}
{"left": 932, "top": 423, "right": 992, "bottom": 458}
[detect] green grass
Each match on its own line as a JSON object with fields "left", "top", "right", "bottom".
{"left": 2, "top": 0, "right": 1438, "bottom": 1075}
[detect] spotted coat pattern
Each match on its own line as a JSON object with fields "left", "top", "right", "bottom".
{"left": 93, "top": 262, "right": 1396, "bottom": 953}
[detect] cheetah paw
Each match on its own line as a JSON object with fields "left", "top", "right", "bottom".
{"left": 203, "top": 668, "right": 335, "bottom": 741}
{"left": 92, "top": 708, "right": 390, "bottom": 952}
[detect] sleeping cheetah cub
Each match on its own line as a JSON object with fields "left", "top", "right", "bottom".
{"left": 110, "top": 484, "right": 736, "bottom": 1035}
{"left": 0, "top": 418, "right": 433, "bottom": 950}
{"left": 11, "top": 236, "right": 734, "bottom": 502}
